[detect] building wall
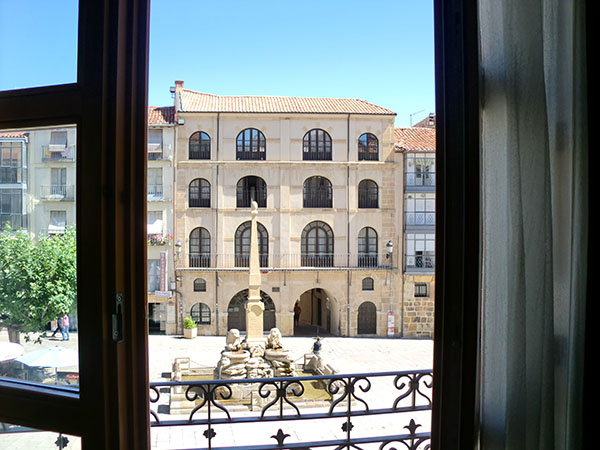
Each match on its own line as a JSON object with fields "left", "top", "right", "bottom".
{"left": 173, "top": 112, "right": 403, "bottom": 337}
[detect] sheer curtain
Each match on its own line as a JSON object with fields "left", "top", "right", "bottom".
{"left": 479, "top": 0, "right": 587, "bottom": 449}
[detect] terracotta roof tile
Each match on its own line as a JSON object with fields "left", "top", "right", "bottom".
{"left": 0, "top": 131, "right": 27, "bottom": 139}
{"left": 178, "top": 90, "right": 395, "bottom": 115}
{"left": 394, "top": 127, "right": 436, "bottom": 152}
{"left": 148, "top": 106, "right": 175, "bottom": 125}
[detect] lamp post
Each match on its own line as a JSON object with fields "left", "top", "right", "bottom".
{"left": 174, "top": 241, "right": 183, "bottom": 334}
{"left": 386, "top": 240, "right": 395, "bottom": 336}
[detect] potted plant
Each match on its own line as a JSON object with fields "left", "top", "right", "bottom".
{"left": 183, "top": 316, "right": 197, "bottom": 339}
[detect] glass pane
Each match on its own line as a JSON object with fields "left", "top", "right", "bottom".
{"left": 0, "top": 422, "right": 80, "bottom": 449}
{"left": 0, "top": 1, "right": 78, "bottom": 90}
{"left": 0, "top": 126, "right": 78, "bottom": 390}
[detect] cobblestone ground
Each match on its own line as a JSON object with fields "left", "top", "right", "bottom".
{"left": 0, "top": 331, "right": 434, "bottom": 449}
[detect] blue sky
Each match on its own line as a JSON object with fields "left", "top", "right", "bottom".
{"left": 0, "top": 1, "right": 435, "bottom": 127}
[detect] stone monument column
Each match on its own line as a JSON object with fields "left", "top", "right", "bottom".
{"left": 245, "top": 201, "right": 266, "bottom": 354}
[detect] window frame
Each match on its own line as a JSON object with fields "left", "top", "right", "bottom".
{"left": 358, "top": 179, "right": 379, "bottom": 209}
{"left": 236, "top": 128, "right": 266, "bottom": 160}
{"left": 189, "top": 178, "right": 211, "bottom": 207}
{"left": 189, "top": 131, "right": 211, "bottom": 160}
{"left": 358, "top": 132, "right": 379, "bottom": 161}
{"left": 303, "top": 128, "right": 332, "bottom": 161}
{"left": 303, "top": 176, "right": 333, "bottom": 208}
{"left": 0, "top": 0, "right": 151, "bottom": 447}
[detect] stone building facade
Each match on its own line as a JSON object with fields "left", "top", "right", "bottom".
{"left": 171, "top": 81, "right": 403, "bottom": 337}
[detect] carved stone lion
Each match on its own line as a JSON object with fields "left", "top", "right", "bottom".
{"left": 225, "top": 329, "right": 242, "bottom": 351}
{"left": 267, "top": 327, "right": 283, "bottom": 350}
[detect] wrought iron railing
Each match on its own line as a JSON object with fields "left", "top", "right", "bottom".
{"left": 405, "top": 212, "right": 435, "bottom": 226}
{"left": 178, "top": 253, "right": 394, "bottom": 270}
{"left": 149, "top": 369, "right": 432, "bottom": 450}
{"left": 405, "top": 255, "right": 435, "bottom": 271}
{"left": 39, "top": 185, "right": 75, "bottom": 201}
{"left": 41, "top": 144, "right": 76, "bottom": 162}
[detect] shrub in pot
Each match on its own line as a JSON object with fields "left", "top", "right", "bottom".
{"left": 183, "top": 316, "right": 197, "bottom": 339}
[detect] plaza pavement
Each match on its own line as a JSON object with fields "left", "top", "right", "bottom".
{"left": 0, "top": 330, "right": 434, "bottom": 449}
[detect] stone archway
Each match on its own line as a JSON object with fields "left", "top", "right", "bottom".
{"left": 294, "top": 288, "right": 339, "bottom": 336}
{"left": 227, "top": 289, "right": 275, "bottom": 333}
{"left": 357, "top": 301, "right": 377, "bottom": 335}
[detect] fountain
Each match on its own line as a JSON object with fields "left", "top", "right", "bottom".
{"left": 216, "top": 202, "right": 296, "bottom": 379}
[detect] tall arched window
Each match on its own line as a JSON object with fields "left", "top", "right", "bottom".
{"left": 189, "top": 131, "right": 211, "bottom": 160}
{"left": 189, "top": 227, "right": 210, "bottom": 267}
{"left": 189, "top": 178, "right": 210, "bottom": 207}
{"left": 303, "top": 176, "right": 332, "bottom": 208}
{"left": 235, "top": 221, "right": 269, "bottom": 267}
{"left": 190, "top": 303, "right": 211, "bottom": 325}
{"left": 301, "top": 221, "right": 334, "bottom": 267}
{"left": 193, "top": 278, "right": 206, "bottom": 292}
{"left": 236, "top": 128, "right": 266, "bottom": 160}
{"left": 358, "top": 179, "right": 379, "bottom": 208}
{"left": 303, "top": 129, "right": 332, "bottom": 160}
{"left": 236, "top": 176, "right": 267, "bottom": 208}
{"left": 358, "top": 227, "right": 378, "bottom": 267}
{"left": 358, "top": 133, "right": 379, "bottom": 161}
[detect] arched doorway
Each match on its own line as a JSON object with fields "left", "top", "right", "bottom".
{"left": 294, "top": 288, "right": 338, "bottom": 336}
{"left": 227, "top": 289, "right": 275, "bottom": 332}
{"left": 357, "top": 301, "right": 377, "bottom": 335}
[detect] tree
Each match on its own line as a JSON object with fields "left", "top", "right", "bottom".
{"left": 0, "top": 226, "right": 77, "bottom": 343}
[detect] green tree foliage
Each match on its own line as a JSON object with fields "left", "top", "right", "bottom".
{"left": 0, "top": 226, "right": 77, "bottom": 343}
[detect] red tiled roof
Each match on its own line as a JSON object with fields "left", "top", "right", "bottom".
{"left": 148, "top": 106, "right": 175, "bottom": 125}
{"left": 178, "top": 90, "right": 396, "bottom": 115}
{"left": 394, "top": 127, "right": 436, "bottom": 152}
{"left": 0, "top": 131, "right": 27, "bottom": 139}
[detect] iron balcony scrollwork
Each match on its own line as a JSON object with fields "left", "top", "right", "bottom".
{"left": 149, "top": 369, "right": 432, "bottom": 450}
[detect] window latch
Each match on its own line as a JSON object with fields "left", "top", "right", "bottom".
{"left": 112, "top": 292, "right": 124, "bottom": 342}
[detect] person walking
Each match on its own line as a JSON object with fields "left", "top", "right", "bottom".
{"left": 51, "top": 316, "right": 63, "bottom": 338}
{"left": 293, "top": 303, "right": 301, "bottom": 326}
{"left": 61, "top": 314, "right": 70, "bottom": 341}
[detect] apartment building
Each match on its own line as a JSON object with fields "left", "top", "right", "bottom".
{"left": 394, "top": 125, "right": 436, "bottom": 337}
{"left": 171, "top": 81, "right": 403, "bottom": 337}
{"left": 0, "top": 132, "right": 28, "bottom": 231}
{"left": 146, "top": 106, "right": 177, "bottom": 334}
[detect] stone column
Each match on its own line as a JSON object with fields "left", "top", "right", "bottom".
{"left": 245, "top": 202, "right": 266, "bottom": 353}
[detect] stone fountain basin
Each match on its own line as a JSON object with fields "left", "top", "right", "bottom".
{"left": 221, "top": 350, "right": 250, "bottom": 363}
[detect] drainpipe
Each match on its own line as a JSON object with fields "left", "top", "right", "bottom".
{"left": 346, "top": 113, "right": 351, "bottom": 336}
{"left": 215, "top": 112, "right": 220, "bottom": 335}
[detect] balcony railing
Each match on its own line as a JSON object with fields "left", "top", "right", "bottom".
{"left": 149, "top": 369, "right": 432, "bottom": 450}
{"left": 39, "top": 185, "right": 75, "bottom": 201}
{"left": 41, "top": 145, "right": 76, "bottom": 162}
{"left": 237, "top": 189, "right": 267, "bottom": 208}
{"left": 178, "top": 253, "right": 394, "bottom": 270}
{"left": 405, "top": 212, "right": 436, "bottom": 226}
{"left": 303, "top": 193, "right": 332, "bottom": 208}
{"left": 148, "top": 185, "right": 165, "bottom": 201}
{"left": 358, "top": 190, "right": 379, "bottom": 208}
{"left": 405, "top": 255, "right": 435, "bottom": 271}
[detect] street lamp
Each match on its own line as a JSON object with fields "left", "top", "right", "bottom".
{"left": 386, "top": 240, "right": 394, "bottom": 259}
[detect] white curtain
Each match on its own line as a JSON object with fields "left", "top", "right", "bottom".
{"left": 479, "top": 0, "right": 587, "bottom": 449}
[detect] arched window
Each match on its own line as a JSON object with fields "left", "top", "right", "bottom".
{"left": 358, "top": 227, "right": 378, "bottom": 267}
{"left": 235, "top": 221, "right": 269, "bottom": 267}
{"left": 301, "top": 221, "right": 334, "bottom": 267}
{"left": 236, "top": 128, "right": 266, "bottom": 160}
{"left": 303, "top": 129, "right": 332, "bottom": 160}
{"left": 189, "top": 178, "right": 210, "bottom": 207}
{"left": 357, "top": 301, "right": 377, "bottom": 334}
{"left": 190, "top": 303, "right": 211, "bottom": 325}
{"left": 303, "top": 176, "right": 332, "bottom": 208}
{"left": 358, "top": 133, "right": 379, "bottom": 161}
{"left": 236, "top": 176, "right": 267, "bottom": 208}
{"left": 193, "top": 278, "right": 206, "bottom": 292}
{"left": 358, "top": 179, "right": 379, "bottom": 208}
{"left": 362, "top": 277, "right": 374, "bottom": 291}
{"left": 189, "top": 131, "right": 211, "bottom": 160}
{"left": 189, "top": 227, "right": 210, "bottom": 267}
{"left": 228, "top": 290, "right": 275, "bottom": 332}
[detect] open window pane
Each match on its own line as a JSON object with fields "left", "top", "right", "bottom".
{"left": 0, "top": 126, "right": 78, "bottom": 390}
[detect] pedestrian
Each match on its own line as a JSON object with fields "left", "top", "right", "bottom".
{"left": 312, "top": 336, "right": 322, "bottom": 355}
{"left": 293, "top": 303, "right": 301, "bottom": 326}
{"left": 52, "top": 316, "right": 63, "bottom": 337}
{"left": 61, "top": 314, "right": 70, "bottom": 341}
